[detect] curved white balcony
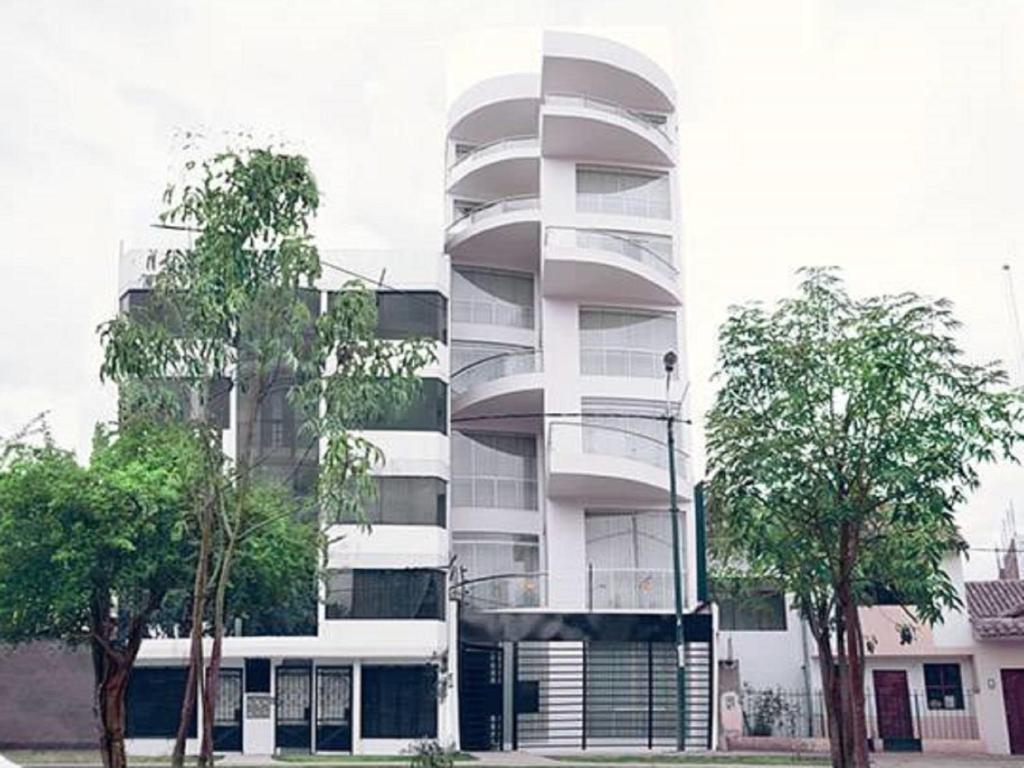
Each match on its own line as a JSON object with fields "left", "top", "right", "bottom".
{"left": 451, "top": 349, "right": 543, "bottom": 418}
{"left": 543, "top": 226, "right": 681, "bottom": 306}
{"left": 447, "top": 136, "right": 540, "bottom": 200}
{"left": 542, "top": 93, "right": 674, "bottom": 167}
{"left": 446, "top": 195, "right": 541, "bottom": 270}
{"left": 547, "top": 421, "right": 688, "bottom": 504}
{"left": 447, "top": 73, "right": 541, "bottom": 144}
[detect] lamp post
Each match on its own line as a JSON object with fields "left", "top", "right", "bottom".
{"left": 663, "top": 350, "right": 687, "bottom": 751}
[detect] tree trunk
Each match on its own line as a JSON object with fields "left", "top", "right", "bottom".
{"left": 200, "top": 532, "right": 237, "bottom": 766}
{"left": 98, "top": 662, "right": 131, "bottom": 768}
{"left": 842, "top": 584, "right": 870, "bottom": 767}
{"left": 814, "top": 631, "right": 847, "bottom": 768}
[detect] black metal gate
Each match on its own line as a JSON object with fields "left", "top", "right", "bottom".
{"left": 213, "top": 668, "right": 243, "bottom": 751}
{"left": 459, "top": 643, "right": 504, "bottom": 751}
{"left": 276, "top": 666, "right": 312, "bottom": 751}
{"left": 315, "top": 667, "right": 352, "bottom": 752}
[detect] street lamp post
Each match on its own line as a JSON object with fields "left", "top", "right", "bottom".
{"left": 663, "top": 350, "right": 687, "bottom": 752}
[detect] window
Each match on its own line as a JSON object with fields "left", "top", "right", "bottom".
{"left": 576, "top": 166, "right": 671, "bottom": 219}
{"left": 451, "top": 268, "right": 534, "bottom": 329}
{"left": 126, "top": 667, "right": 196, "bottom": 738}
{"left": 452, "top": 432, "right": 538, "bottom": 510}
{"left": 453, "top": 532, "right": 541, "bottom": 608}
{"left": 579, "top": 308, "right": 676, "bottom": 378}
{"left": 329, "top": 476, "right": 445, "bottom": 527}
{"left": 357, "top": 378, "right": 447, "bottom": 433}
{"left": 585, "top": 511, "right": 680, "bottom": 610}
{"left": 924, "top": 663, "right": 964, "bottom": 710}
{"left": 376, "top": 291, "right": 447, "bottom": 344}
{"left": 714, "top": 586, "right": 788, "bottom": 631}
{"left": 325, "top": 569, "right": 445, "bottom": 620}
{"left": 245, "top": 659, "right": 271, "bottom": 693}
{"left": 361, "top": 665, "right": 437, "bottom": 738}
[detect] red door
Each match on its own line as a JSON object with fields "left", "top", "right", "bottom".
{"left": 873, "top": 670, "right": 915, "bottom": 745}
{"left": 1002, "top": 669, "right": 1024, "bottom": 755}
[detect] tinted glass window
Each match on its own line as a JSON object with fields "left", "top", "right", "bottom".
{"left": 376, "top": 291, "right": 447, "bottom": 343}
{"left": 715, "top": 589, "right": 787, "bottom": 631}
{"left": 325, "top": 569, "right": 445, "bottom": 620}
{"left": 329, "top": 477, "right": 446, "bottom": 527}
{"left": 358, "top": 378, "right": 447, "bottom": 433}
{"left": 361, "top": 665, "right": 437, "bottom": 738}
{"left": 126, "top": 667, "right": 196, "bottom": 738}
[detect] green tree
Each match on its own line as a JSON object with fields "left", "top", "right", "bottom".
{"left": 706, "top": 268, "right": 1023, "bottom": 768}
{"left": 99, "top": 142, "right": 435, "bottom": 766}
{"left": 0, "top": 421, "right": 203, "bottom": 768}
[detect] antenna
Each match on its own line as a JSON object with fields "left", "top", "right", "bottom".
{"left": 1001, "top": 264, "right": 1024, "bottom": 384}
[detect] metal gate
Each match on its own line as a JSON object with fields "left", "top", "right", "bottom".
{"left": 213, "top": 668, "right": 243, "bottom": 751}
{"left": 459, "top": 643, "right": 504, "bottom": 751}
{"left": 513, "top": 640, "right": 712, "bottom": 750}
{"left": 315, "top": 667, "right": 352, "bottom": 752}
{"left": 276, "top": 666, "right": 312, "bottom": 751}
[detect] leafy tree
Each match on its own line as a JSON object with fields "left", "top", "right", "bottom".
{"left": 0, "top": 421, "right": 203, "bottom": 768}
{"left": 706, "top": 268, "right": 1023, "bottom": 768}
{"left": 99, "top": 142, "right": 435, "bottom": 766}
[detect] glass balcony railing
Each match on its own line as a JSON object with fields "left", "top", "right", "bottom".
{"left": 448, "top": 135, "right": 539, "bottom": 172}
{"left": 454, "top": 572, "right": 547, "bottom": 610}
{"left": 446, "top": 194, "right": 540, "bottom": 239}
{"left": 587, "top": 566, "right": 677, "bottom": 611}
{"left": 451, "top": 349, "right": 543, "bottom": 395}
{"left": 549, "top": 421, "right": 686, "bottom": 471}
{"left": 545, "top": 92, "right": 673, "bottom": 144}
{"left": 545, "top": 226, "right": 676, "bottom": 278}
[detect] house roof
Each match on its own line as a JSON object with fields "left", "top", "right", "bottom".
{"left": 965, "top": 580, "right": 1024, "bottom": 639}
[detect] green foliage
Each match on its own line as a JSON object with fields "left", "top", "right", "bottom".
{"left": 405, "top": 739, "right": 458, "bottom": 768}
{"left": 707, "top": 268, "right": 1024, "bottom": 626}
{"left": 0, "top": 421, "right": 202, "bottom": 646}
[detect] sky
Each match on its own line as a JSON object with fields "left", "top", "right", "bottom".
{"left": 1, "top": 0, "right": 1022, "bottom": 578}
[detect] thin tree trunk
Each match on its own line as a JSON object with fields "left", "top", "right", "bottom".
{"left": 814, "top": 632, "right": 846, "bottom": 768}
{"left": 200, "top": 531, "right": 237, "bottom": 765}
{"left": 842, "top": 583, "right": 870, "bottom": 767}
{"left": 99, "top": 662, "right": 131, "bottom": 768}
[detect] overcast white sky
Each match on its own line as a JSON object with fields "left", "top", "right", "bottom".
{"left": 2, "top": 0, "right": 1022, "bottom": 578}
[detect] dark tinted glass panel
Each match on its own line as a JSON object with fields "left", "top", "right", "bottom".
{"left": 377, "top": 291, "right": 447, "bottom": 343}
{"left": 361, "top": 666, "right": 437, "bottom": 738}
{"left": 325, "top": 569, "right": 445, "bottom": 620}
{"left": 245, "top": 658, "right": 271, "bottom": 693}
{"left": 126, "top": 667, "right": 196, "bottom": 737}
{"left": 358, "top": 379, "right": 447, "bottom": 433}
{"left": 330, "top": 477, "right": 445, "bottom": 526}
{"left": 716, "top": 590, "right": 787, "bottom": 631}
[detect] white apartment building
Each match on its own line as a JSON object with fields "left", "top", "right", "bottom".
{"left": 118, "top": 32, "right": 712, "bottom": 756}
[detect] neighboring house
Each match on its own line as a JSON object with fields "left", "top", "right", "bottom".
{"left": 107, "top": 31, "right": 712, "bottom": 757}
{"left": 719, "top": 554, "right": 1024, "bottom": 756}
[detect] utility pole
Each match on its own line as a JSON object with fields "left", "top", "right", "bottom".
{"left": 663, "top": 350, "right": 686, "bottom": 751}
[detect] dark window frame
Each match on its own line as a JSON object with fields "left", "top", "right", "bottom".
{"left": 325, "top": 568, "right": 446, "bottom": 620}
{"left": 923, "top": 663, "right": 964, "bottom": 710}
{"left": 361, "top": 665, "right": 438, "bottom": 739}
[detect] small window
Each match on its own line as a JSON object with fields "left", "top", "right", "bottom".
{"left": 361, "top": 665, "right": 437, "bottom": 738}
{"left": 325, "top": 569, "right": 445, "bottom": 620}
{"left": 714, "top": 587, "right": 787, "bottom": 631}
{"left": 924, "top": 663, "right": 964, "bottom": 710}
{"left": 376, "top": 291, "right": 447, "bottom": 344}
{"left": 245, "top": 658, "right": 271, "bottom": 693}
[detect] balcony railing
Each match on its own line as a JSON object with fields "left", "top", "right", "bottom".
{"left": 451, "top": 349, "right": 543, "bottom": 395}
{"left": 545, "top": 92, "right": 673, "bottom": 144}
{"left": 549, "top": 421, "right": 684, "bottom": 471}
{"left": 546, "top": 226, "right": 676, "bottom": 278}
{"left": 453, "top": 572, "right": 547, "bottom": 610}
{"left": 449, "top": 135, "right": 539, "bottom": 171}
{"left": 446, "top": 194, "right": 540, "bottom": 239}
{"left": 587, "top": 566, "right": 676, "bottom": 611}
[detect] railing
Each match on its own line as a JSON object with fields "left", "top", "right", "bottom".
{"left": 738, "top": 689, "right": 980, "bottom": 742}
{"left": 451, "top": 349, "right": 543, "bottom": 395}
{"left": 451, "top": 475, "right": 539, "bottom": 511}
{"left": 448, "top": 135, "right": 539, "bottom": 171}
{"left": 446, "top": 194, "right": 540, "bottom": 239}
{"left": 451, "top": 298, "right": 534, "bottom": 329}
{"left": 580, "top": 347, "right": 676, "bottom": 379}
{"left": 453, "top": 572, "right": 547, "bottom": 610}
{"left": 545, "top": 92, "right": 673, "bottom": 144}
{"left": 549, "top": 421, "right": 684, "bottom": 471}
{"left": 587, "top": 566, "right": 676, "bottom": 611}
{"left": 546, "top": 226, "right": 676, "bottom": 278}
{"left": 576, "top": 192, "right": 672, "bottom": 220}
